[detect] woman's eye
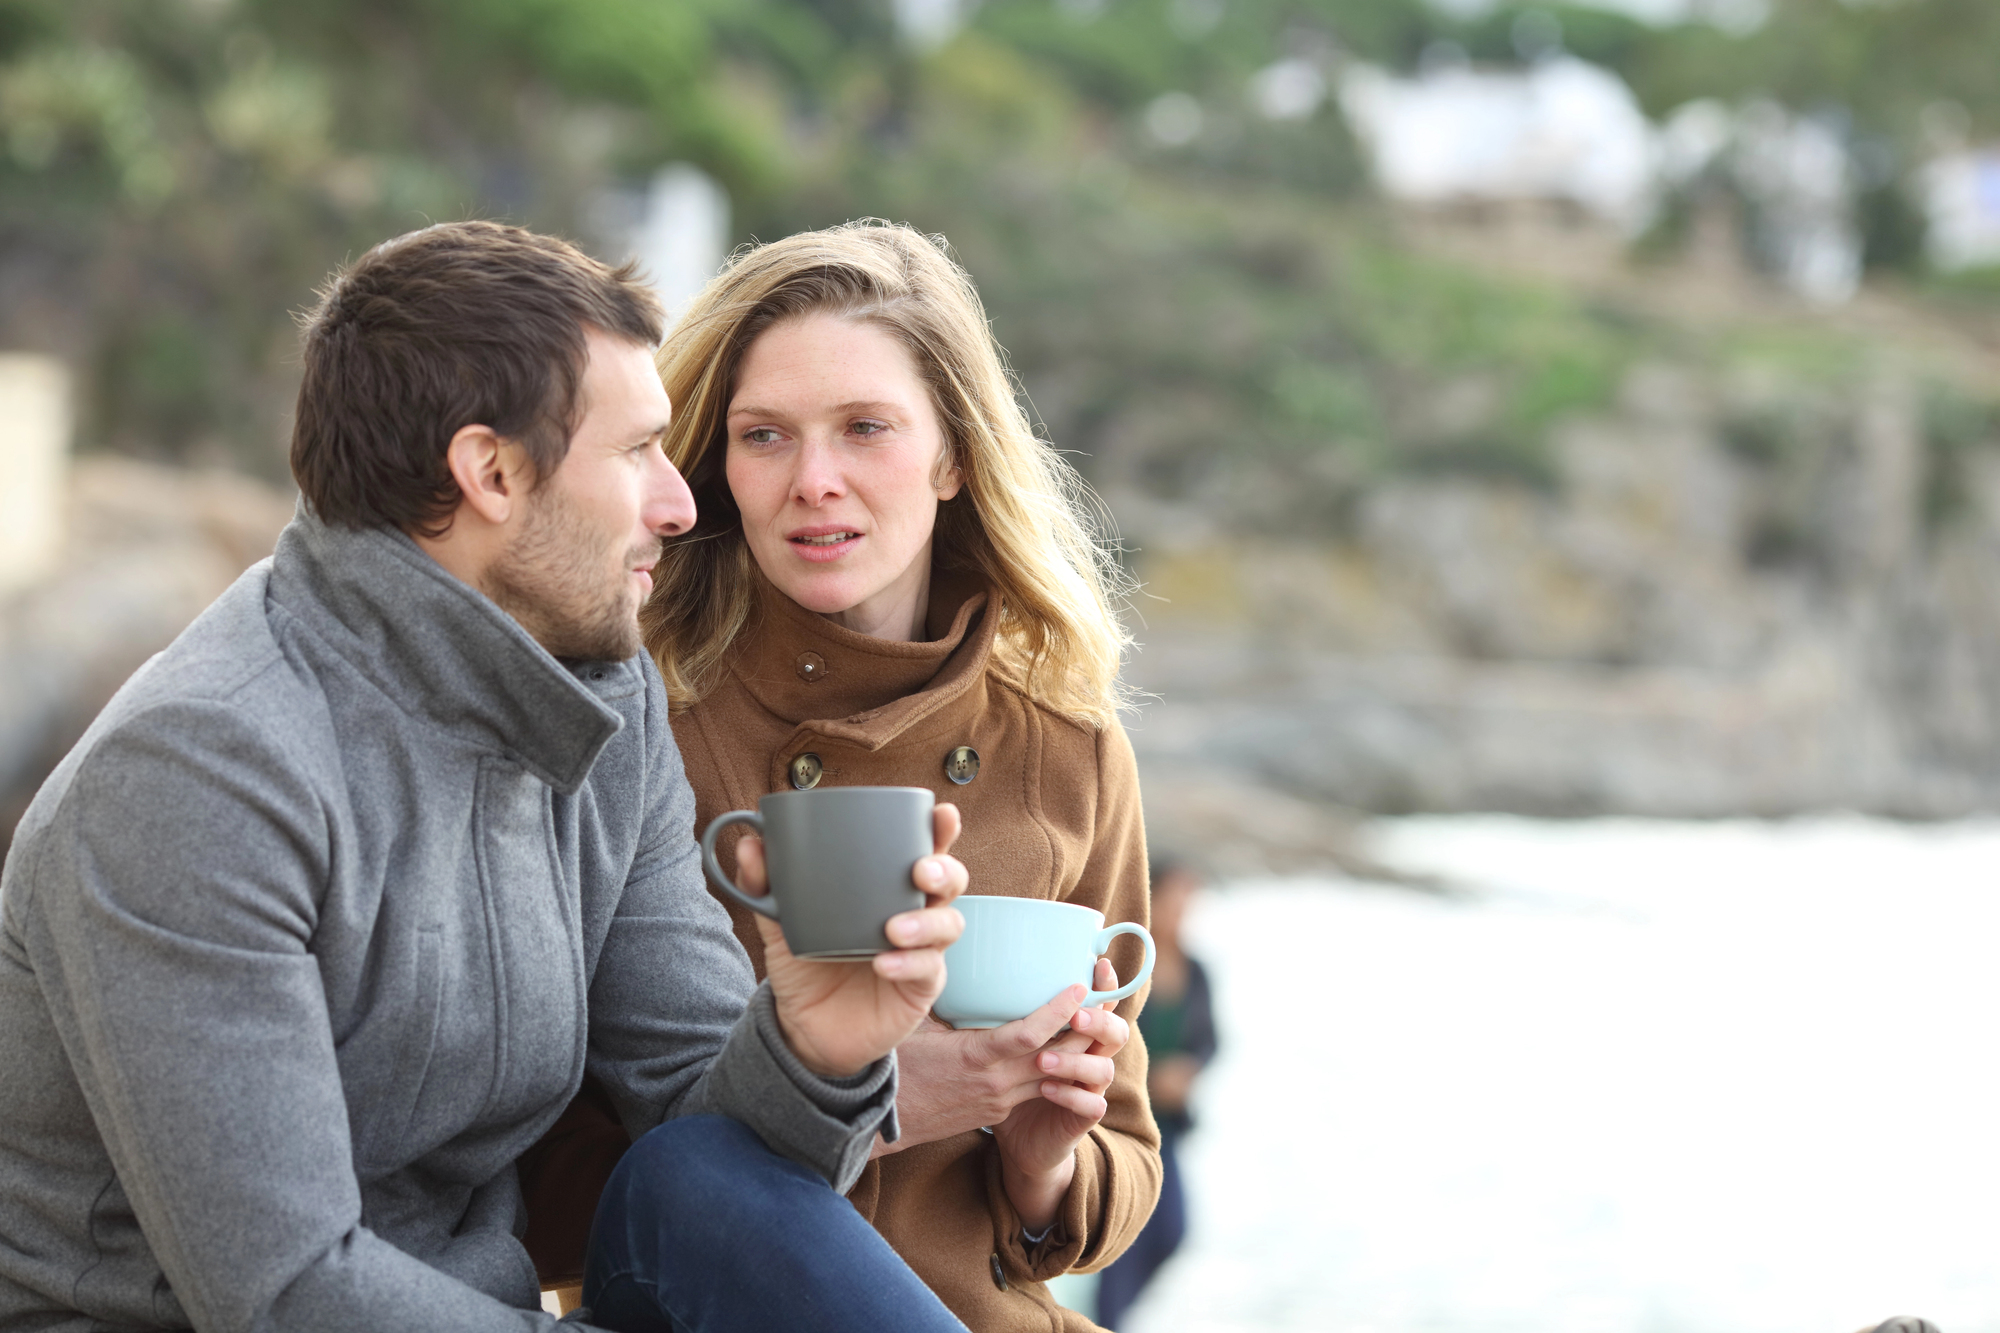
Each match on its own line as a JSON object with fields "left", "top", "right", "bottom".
{"left": 851, "top": 419, "right": 888, "bottom": 437}
{"left": 743, "top": 427, "right": 780, "bottom": 445}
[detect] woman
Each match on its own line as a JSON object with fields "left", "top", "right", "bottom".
{"left": 645, "top": 220, "right": 1160, "bottom": 1330}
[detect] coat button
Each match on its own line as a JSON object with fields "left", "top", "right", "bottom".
{"left": 795, "top": 651, "right": 828, "bottom": 683}
{"left": 944, "top": 746, "right": 980, "bottom": 785}
{"left": 989, "top": 1252, "right": 1007, "bottom": 1291}
{"left": 789, "top": 753, "right": 823, "bottom": 789}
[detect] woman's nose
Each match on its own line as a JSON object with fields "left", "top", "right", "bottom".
{"left": 790, "top": 437, "right": 847, "bottom": 506}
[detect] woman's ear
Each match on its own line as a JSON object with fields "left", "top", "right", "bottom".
{"left": 935, "top": 456, "right": 964, "bottom": 502}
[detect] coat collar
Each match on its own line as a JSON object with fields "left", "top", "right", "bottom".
{"left": 728, "top": 568, "right": 996, "bottom": 751}
{"left": 267, "top": 508, "right": 629, "bottom": 794}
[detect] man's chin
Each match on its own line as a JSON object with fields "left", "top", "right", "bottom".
{"left": 509, "top": 602, "right": 643, "bottom": 664}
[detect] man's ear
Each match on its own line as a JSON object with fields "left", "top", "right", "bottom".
{"left": 444, "top": 425, "right": 530, "bottom": 528}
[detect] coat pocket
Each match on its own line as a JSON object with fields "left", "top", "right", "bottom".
{"left": 352, "top": 922, "right": 445, "bottom": 1169}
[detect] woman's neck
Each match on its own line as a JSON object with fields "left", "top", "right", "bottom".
{"left": 821, "top": 563, "right": 933, "bottom": 642}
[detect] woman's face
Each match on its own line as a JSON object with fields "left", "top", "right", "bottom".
{"left": 724, "top": 313, "right": 961, "bottom": 639}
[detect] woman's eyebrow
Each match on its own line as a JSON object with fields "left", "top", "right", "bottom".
{"left": 726, "top": 400, "right": 904, "bottom": 418}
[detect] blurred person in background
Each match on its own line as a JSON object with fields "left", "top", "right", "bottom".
{"left": 525, "top": 220, "right": 1161, "bottom": 1331}
{"left": 1094, "top": 859, "right": 1216, "bottom": 1330}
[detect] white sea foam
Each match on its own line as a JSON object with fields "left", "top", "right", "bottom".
{"left": 1123, "top": 816, "right": 2000, "bottom": 1333}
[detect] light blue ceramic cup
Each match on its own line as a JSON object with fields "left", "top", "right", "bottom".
{"left": 934, "top": 895, "right": 1156, "bottom": 1030}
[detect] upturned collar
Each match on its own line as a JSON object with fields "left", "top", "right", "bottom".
{"left": 728, "top": 568, "right": 997, "bottom": 749}
{"left": 267, "top": 508, "right": 631, "bottom": 795}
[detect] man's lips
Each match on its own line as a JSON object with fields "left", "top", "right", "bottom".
{"left": 631, "top": 543, "right": 662, "bottom": 597}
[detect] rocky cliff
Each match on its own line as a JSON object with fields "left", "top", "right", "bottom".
{"left": 1124, "top": 346, "right": 2000, "bottom": 867}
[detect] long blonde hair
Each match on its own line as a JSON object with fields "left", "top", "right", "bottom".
{"left": 641, "top": 220, "right": 1131, "bottom": 726}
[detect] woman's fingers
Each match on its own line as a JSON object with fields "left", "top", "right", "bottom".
{"left": 1068, "top": 1002, "right": 1129, "bottom": 1055}
{"left": 981, "top": 985, "right": 1087, "bottom": 1057}
{"left": 1036, "top": 1081, "right": 1109, "bottom": 1122}
{"left": 1035, "top": 1048, "right": 1116, "bottom": 1092}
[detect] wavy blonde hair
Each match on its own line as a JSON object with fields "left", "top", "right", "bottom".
{"left": 641, "top": 220, "right": 1131, "bottom": 726}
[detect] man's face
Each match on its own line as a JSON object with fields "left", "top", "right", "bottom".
{"left": 486, "top": 329, "right": 693, "bottom": 661}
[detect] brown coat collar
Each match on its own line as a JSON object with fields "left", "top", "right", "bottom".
{"left": 727, "top": 570, "right": 996, "bottom": 752}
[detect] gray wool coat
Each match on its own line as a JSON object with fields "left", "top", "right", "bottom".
{"left": 0, "top": 513, "right": 897, "bottom": 1333}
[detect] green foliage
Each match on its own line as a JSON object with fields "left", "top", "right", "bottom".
{"left": 0, "top": 0, "right": 788, "bottom": 468}
{"left": 4, "top": 0, "right": 1994, "bottom": 508}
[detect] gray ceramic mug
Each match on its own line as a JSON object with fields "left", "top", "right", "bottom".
{"left": 700, "top": 786, "right": 934, "bottom": 959}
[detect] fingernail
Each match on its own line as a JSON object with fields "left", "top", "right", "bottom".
{"left": 890, "top": 917, "right": 919, "bottom": 945}
{"left": 1074, "top": 1009, "right": 1092, "bottom": 1030}
{"left": 1040, "top": 1052, "right": 1058, "bottom": 1072}
{"left": 922, "top": 859, "right": 946, "bottom": 888}
{"left": 879, "top": 953, "right": 906, "bottom": 975}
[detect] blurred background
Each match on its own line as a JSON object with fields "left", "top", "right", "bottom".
{"left": 5, "top": 0, "right": 2000, "bottom": 1329}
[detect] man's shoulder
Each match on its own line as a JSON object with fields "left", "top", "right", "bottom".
{"left": 102, "top": 560, "right": 318, "bottom": 732}
{"left": 14, "top": 563, "right": 331, "bottom": 842}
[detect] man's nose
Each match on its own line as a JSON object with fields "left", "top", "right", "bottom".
{"left": 644, "top": 451, "right": 697, "bottom": 538}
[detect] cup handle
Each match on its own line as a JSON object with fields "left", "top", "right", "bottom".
{"left": 1085, "top": 922, "right": 1156, "bottom": 1007}
{"left": 699, "top": 810, "right": 779, "bottom": 920}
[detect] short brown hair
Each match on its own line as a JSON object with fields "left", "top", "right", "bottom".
{"left": 291, "top": 221, "right": 663, "bottom": 534}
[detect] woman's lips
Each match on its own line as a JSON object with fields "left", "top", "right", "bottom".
{"left": 788, "top": 530, "right": 861, "bottom": 562}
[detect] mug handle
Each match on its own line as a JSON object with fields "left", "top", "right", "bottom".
{"left": 1085, "top": 922, "right": 1156, "bottom": 1007}
{"left": 700, "top": 809, "right": 779, "bottom": 920}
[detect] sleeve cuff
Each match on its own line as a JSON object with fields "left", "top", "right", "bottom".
{"left": 985, "top": 1134, "right": 1109, "bottom": 1283}
{"left": 698, "top": 983, "right": 899, "bottom": 1193}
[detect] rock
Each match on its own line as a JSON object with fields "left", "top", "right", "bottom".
{"left": 1135, "top": 765, "right": 1459, "bottom": 891}
{"left": 1122, "top": 360, "right": 2000, "bottom": 821}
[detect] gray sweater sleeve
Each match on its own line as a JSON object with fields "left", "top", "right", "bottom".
{"left": 582, "top": 667, "right": 896, "bottom": 1192}
{"left": 20, "top": 698, "right": 573, "bottom": 1333}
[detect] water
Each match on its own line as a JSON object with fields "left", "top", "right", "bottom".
{"left": 1117, "top": 816, "right": 2000, "bottom": 1333}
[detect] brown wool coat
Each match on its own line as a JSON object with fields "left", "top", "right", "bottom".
{"left": 676, "top": 575, "right": 1162, "bottom": 1333}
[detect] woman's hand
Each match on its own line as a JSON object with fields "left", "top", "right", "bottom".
{"left": 870, "top": 982, "right": 1110, "bottom": 1159}
{"left": 741, "top": 804, "right": 968, "bottom": 1080}
{"left": 990, "top": 957, "right": 1131, "bottom": 1233}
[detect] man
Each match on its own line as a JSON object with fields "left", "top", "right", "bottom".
{"left": 0, "top": 222, "right": 971, "bottom": 1332}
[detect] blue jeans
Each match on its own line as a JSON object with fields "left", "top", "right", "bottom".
{"left": 582, "top": 1115, "right": 968, "bottom": 1333}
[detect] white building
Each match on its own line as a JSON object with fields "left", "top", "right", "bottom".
{"left": 1336, "top": 56, "right": 1660, "bottom": 233}
{"left": 0, "top": 356, "right": 69, "bottom": 596}
{"left": 621, "top": 164, "right": 731, "bottom": 323}
{"left": 1920, "top": 149, "right": 2000, "bottom": 273}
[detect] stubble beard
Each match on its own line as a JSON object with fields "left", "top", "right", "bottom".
{"left": 486, "top": 482, "right": 660, "bottom": 663}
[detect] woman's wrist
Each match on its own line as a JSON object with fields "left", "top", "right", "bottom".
{"left": 999, "top": 1148, "right": 1077, "bottom": 1234}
